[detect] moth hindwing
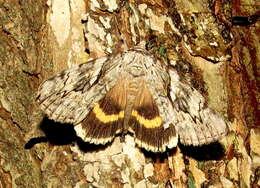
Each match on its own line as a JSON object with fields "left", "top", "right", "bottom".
{"left": 37, "top": 44, "right": 227, "bottom": 152}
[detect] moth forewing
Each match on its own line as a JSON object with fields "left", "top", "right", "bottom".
{"left": 168, "top": 69, "right": 227, "bottom": 146}
{"left": 36, "top": 56, "right": 109, "bottom": 124}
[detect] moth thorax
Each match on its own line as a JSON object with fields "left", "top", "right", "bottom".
{"left": 123, "top": 79, "right": 142, "bottom": 127}
{"left": 126, "top": 62, "right": 145, "bottom": 77}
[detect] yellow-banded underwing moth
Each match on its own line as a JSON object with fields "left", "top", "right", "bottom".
{"left": 37, "top": 42, "right": 227, "bottom": 152}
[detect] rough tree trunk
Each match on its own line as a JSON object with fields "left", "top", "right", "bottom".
{"left": 0, "top": 0, "right": 259, "bottom": 187}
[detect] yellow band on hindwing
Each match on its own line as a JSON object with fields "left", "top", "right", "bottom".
{"left": 131, "top": 110, "right": 162, "bottom": 128}
{"left": 93, "top": 103, "right": 124, "bottom": 123}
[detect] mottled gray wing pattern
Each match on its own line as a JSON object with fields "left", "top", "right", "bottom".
{"left": 37, "top": 56, "right": 120, "bottom": 125}
{"left": 168, "top": 68, "right": 227, "bottom": 146}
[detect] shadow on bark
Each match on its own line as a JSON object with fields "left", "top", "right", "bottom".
{"left": 25, "top": 117, "right": 225, "bottom": 161}
{"left": 25, "top": 117, "right": 110, "bottom": 152}
{"left": 179, "top": 142, "right": 225, "bottom": 161}
{"left": 25, "top": 117, "right": 77, "bottom": 148}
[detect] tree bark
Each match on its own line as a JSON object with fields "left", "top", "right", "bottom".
{"left": 0, "top": 0, "right": 259, "bottom": 187}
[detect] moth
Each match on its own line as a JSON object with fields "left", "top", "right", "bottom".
{"left": 37, "top": 42, "right": 227, "bottom": 152}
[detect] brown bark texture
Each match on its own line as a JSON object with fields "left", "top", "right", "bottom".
{"left": 0, "top": 0, "right": 259, "bottom": 187}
